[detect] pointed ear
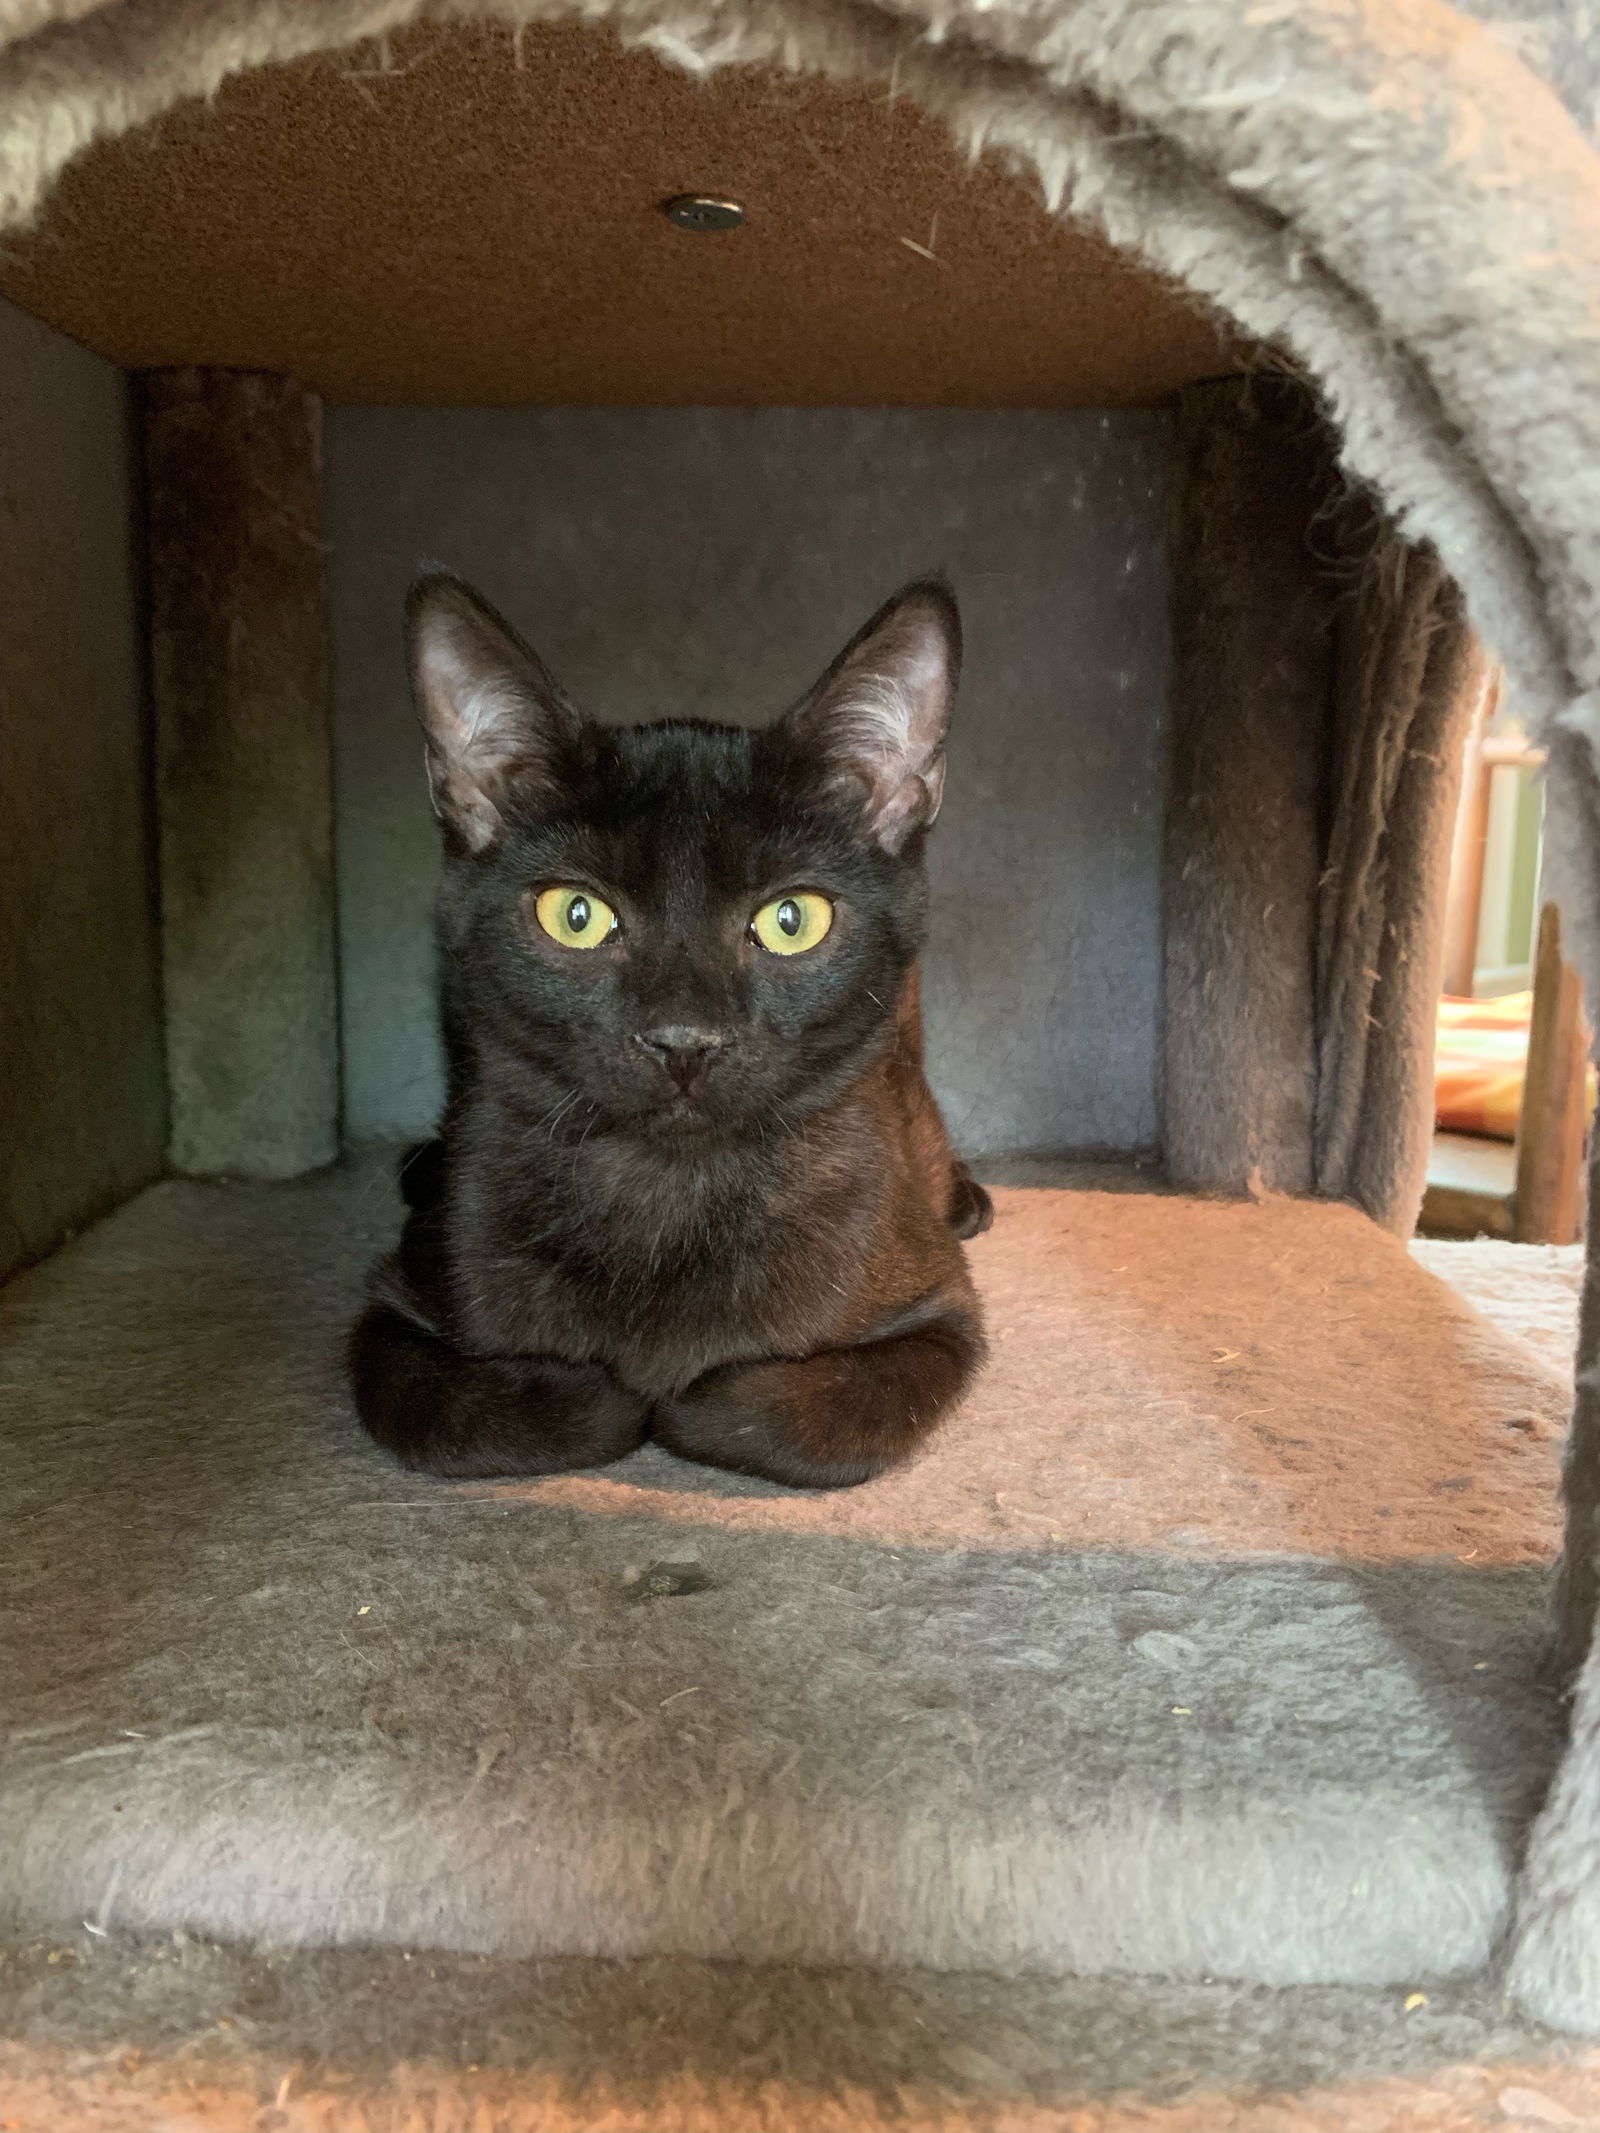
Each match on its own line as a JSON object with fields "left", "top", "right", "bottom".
{"left": 406, "top": 573, "right": 580, "bottom": 854}
{"left": 780, "top": 580, "right": 961, "bottom": 855}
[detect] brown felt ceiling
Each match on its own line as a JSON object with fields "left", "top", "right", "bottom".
{"left": 0, "top": 20, "right": 1247, "bottom": 406}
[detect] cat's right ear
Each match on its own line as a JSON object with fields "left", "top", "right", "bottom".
{"left": 406, "top": 574, "right": 580, "bottom": 853}
{"left": 778, "top": 579, "right": 961, "bottom": 856}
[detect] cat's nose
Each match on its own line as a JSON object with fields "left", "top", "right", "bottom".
{"left": 634, "top": 1024, "right": 729, "bottom": 1094}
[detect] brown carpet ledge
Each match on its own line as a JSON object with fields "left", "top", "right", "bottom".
{"left": 0, "top": 1166, "right": 1573, "bottom": 1993}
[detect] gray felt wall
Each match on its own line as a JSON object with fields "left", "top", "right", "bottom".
{"left": 0, "top": 296, "right": 165, "bottom": 1278}
{"left": 325, "top": 408, "right": 1170, "bottom": 1157}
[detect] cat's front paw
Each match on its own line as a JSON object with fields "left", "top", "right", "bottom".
{"left": 351, "top": 1305, "right": 648, "bottom": 1477}
{"left": 653, "top": 1365, "right": 903, "bottom": 1490}
{"left": 654, "top": 1309, "right": 979, "bottom": 1490}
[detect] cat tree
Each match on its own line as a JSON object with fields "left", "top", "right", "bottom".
{"left": 5, "top": 0, "right": 1600, "bottom": 2123}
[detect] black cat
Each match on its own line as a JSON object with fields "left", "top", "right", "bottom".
{"left": 350, "top": 573, "right": 992, "bottom": 1488}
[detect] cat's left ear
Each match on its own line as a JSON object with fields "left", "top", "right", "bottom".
{"left": 406, "top": 572, "right": 581, "bottom": 855}
{"left": 781, "top": 580, "right": 961, "bottom": 855}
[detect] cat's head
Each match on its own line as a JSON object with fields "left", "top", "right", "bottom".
{"left": 408, "top": 572, "right": 960, "bottom": 1138}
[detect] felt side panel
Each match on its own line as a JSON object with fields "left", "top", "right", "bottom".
{"left": 0, "top": 295, "right": 165, "bottom": 1279}
{"left": 1507, "top": 1497, "right": 1600, "bottom": 2029}
{"left": 1161, "top": 378, "right": 1335, "bottom": 1197}
{"left": 1551, "top": 1128, "right": 1600, "bottom": 1682}
{"left": 1540, "top": 730, "right": 1600, "bottom": 1682}
{"left": 1522, "top": 741, "right": 1600, "bottom": 2027}
{"left": 143, "top": 368, "right": 337, "bottom": 1177}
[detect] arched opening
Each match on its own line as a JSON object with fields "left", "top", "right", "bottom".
{"left": 1, "top": 7, "right": 1593, "bottom": 2107}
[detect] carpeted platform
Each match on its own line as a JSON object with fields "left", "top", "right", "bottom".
{"left": 1411, "top": 1237, "right": 1586, "bottom": 1385}
{"left": 2, "top": 1930, "right": 1597, "bottom": 2131}
{"left": 0, "top": 1164, "right": 1573, "bottom": 1992}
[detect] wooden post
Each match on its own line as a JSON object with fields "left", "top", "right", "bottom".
{"left": 1513, "top": 900, "right": 1589, "bottom": 1245}
{"left": 1439, "top": 672, "right": 1497, "bottom": 997}
{"left": 143, "top": 369, "right": 338, "bottom": 1176}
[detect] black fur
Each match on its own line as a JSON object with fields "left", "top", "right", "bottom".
{"left": 352, "top": 575, "right": 988, "bottom": 1487}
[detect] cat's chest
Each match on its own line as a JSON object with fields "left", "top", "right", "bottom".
{"left": 452, "top": 1136, "right": 878, "bottom": 1391}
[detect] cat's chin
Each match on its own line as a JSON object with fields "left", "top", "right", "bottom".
{"left": 632, "top": 1094, "right": 726, "bottom": 1139}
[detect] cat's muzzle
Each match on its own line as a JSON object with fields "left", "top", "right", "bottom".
{"left": 633, "top": 1023, "right": 730, "bottom": 1101}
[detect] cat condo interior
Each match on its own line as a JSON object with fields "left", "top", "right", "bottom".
{"left": 3, "top": 8, "right": 1598, "bottom": 2125}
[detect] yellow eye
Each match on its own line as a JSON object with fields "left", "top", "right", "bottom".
{"left": 533, "top": 886, "right": 618, "bottom": 949}
{"left": 751, "top": 892, "right": 834, "bottom": 956}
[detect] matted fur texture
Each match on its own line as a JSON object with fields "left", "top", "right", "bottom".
{"left": 0, "top": 1164, "right": 1571, "bottom": 1987}
{"left": 8, "top": 0, "right": 1600, "bottom": 2034}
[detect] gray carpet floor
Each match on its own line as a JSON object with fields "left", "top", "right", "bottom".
{"left": 0, "top": 1160, "right": 1572, "bottom": 2003}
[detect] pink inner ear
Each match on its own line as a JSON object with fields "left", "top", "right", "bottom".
{"left": 419, "top": 656, "right": 532, "bottom": 852}
{"left": 410, "top": 587, "right": 571, "bottom": 852}
{"left": 863, "top": 765, "right": 944, "bottom": 853}
{"left": 807, "top": 603, "right": 955, "bottom": 852}
{"left": 431, "top": 675, "right": 544, "bottom": 851}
